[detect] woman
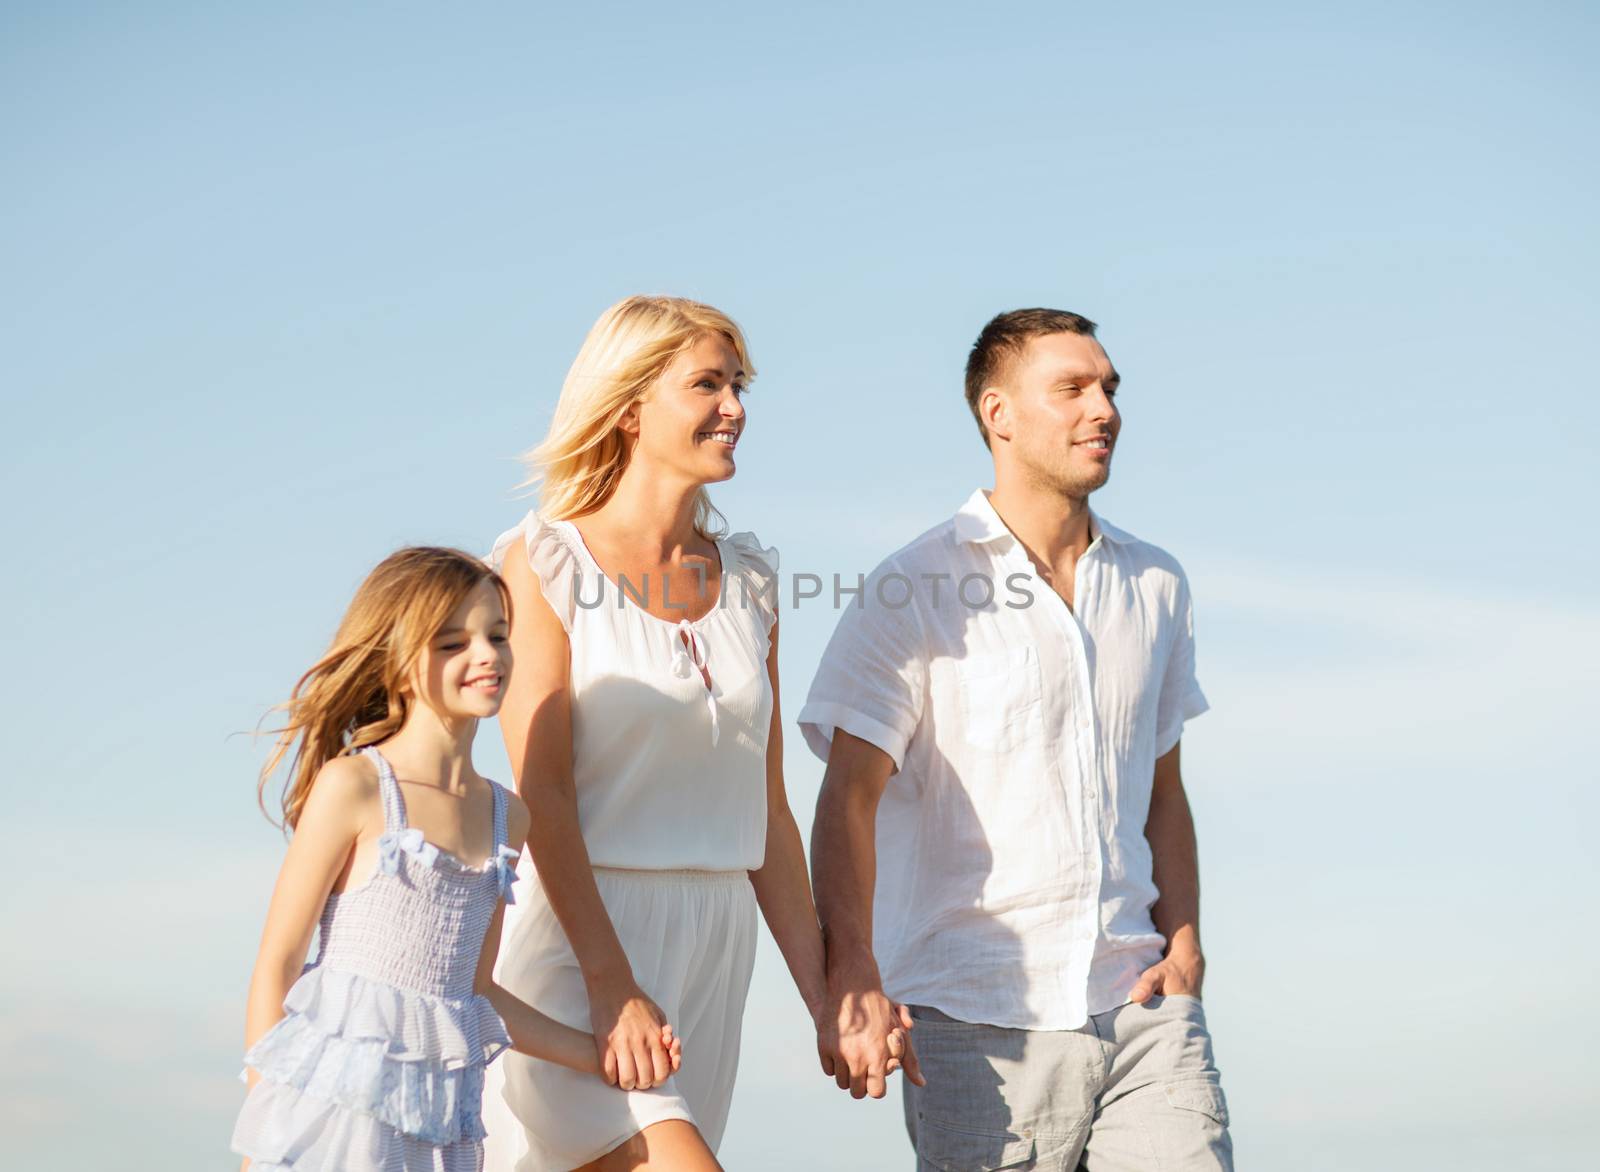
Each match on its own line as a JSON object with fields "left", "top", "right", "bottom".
{"left": 481, "top": 297, "right": 865, "bottom": 1171}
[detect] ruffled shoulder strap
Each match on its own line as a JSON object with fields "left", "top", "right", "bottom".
{"left": 486, "top": 510, "right": 581, "bottom": 634}
{"left": 725, "top": 530, "right": 779, "bottom": 634}
{"left": 362, "top": 746, "right": 406, "bottom": 830}
{"left": 488, "top": 780, "right": 519, "bottom": 904}
{"left": 361, "top": 746, "right": 445, "bottom": 874}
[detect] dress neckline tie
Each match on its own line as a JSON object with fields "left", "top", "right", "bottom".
{"left": 669, "top": 619, "right": 721, "bottom": 747}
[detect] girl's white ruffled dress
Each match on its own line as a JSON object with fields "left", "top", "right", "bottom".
{"left": 233, "top": 746, "right": 519, "bottom": 1171}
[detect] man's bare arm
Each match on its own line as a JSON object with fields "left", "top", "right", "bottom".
{"left": 810, "top": 730, "right": 921, "bottom": 1098}
{"left": 1130, "top": 740, "right": 1205, "bottom": 1001}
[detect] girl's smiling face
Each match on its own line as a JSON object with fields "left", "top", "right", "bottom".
{"left": 409, "top": 579, "right": 511, "bottom": 721}
{"left": 624, "top": 332, "right": 748, "bottom": 486}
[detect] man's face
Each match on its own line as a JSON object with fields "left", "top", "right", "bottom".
{"left": 987, "top": 331, "right": 1121, "bottom": 499}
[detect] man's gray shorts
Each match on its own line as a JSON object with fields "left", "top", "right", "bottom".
{"left": 903, "top": 995, "right": 1233, "bottom": 1171}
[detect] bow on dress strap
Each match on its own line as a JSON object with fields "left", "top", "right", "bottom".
{"left": 377, "top": 826, "right": 440, "bottom": 874}
{"left": 492, "top": 844, "right": 520, "bottom": 904}
{"left": 669, "top": 619, "right": 721, "bottom": 747}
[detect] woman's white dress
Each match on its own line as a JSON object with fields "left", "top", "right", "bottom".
{"left": 482, "top": 513, "right": 779, "bottom": 1171}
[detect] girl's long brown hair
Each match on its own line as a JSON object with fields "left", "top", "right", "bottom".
{"left": 258, "top": 546, "right": 512, "bottom": 830}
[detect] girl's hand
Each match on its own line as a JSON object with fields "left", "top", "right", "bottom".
{"left": 662, "top": 1023, "right": 683, "bottom": 1072}
{"left": 587, "top": 975, "right": 677, "bottom": 1090}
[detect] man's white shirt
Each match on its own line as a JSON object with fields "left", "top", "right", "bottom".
{"left": 799, "top": 488, "right": 1208, "bottom": 1030}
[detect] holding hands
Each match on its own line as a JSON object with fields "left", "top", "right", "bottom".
{"left": 588, "top": 973, "right": 683, "bottom": 1090}
{"left": 816, "top": 977, "right": 925, "bottom": 1100}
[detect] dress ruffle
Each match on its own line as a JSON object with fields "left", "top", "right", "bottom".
{"left": 487, "top": 510, "right": 579, "bottom": 634}
{"left": 241, "top": 966, "right": 509, "bottom": 1147}
{"left": 234, "top": 1078, "right": 486, "bottom": 1171}
{"left": 278, "top": 965, "right": 510, "bottom": 1068}
{"left": 489, "top": 512, "right": 780, "bottom": 640}
{"left": 725, "top": 531, "right": 779, "bottom": 633}
{"left": 244, "top": 1012, "right": 488, "bottom": 1144}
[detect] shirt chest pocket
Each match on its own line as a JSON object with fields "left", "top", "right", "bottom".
{"left": 952, "top": 646, "right": 1045, "bottom": 755}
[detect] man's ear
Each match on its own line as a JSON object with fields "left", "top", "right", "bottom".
{"left": 981, "top": 386, "right": 1011, "bottom": 443}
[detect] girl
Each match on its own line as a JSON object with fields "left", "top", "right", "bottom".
{"left": 232, "top": 546, "right": 678, "bottom": 1171}
{"left": 480, "top": 296, "right": 912, "bottom": 1172}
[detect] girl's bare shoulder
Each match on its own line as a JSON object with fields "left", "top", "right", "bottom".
{"left": 298, "top": 752, "right": 382, "bottom": 832}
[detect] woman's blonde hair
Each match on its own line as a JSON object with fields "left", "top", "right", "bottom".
{"left": 523, "top": 295, "right": 756, "bottom": 536}
{"left": 258, "top": 546, "right": 512, "bottom": 830}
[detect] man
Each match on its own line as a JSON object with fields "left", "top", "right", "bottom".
{"left": 801, "top": 309, "right": 1232, "bottom": 1170}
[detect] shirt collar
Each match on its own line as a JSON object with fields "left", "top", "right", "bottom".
{"left": 953, "top": 488, "right": 1133, "bottom": 548}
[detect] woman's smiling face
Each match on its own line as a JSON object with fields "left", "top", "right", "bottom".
{"left": 626, "top": 332, "right": 748, "bottom": 486}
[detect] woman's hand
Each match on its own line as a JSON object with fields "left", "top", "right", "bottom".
{"left": 588, "top": 974, "right": 678, "bottom": 1090}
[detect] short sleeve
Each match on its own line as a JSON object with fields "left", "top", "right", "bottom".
{"left": 1154, "top": 567, "right": 1209, "bottom": 757}
{"left": 486, "top": 511, "right": 580, "bottom": 634}
{"left": 725, "top": 530, "right": 779, "bottom": 636}
{"left": 797, "top": 558, "right": 928, "bottom": 771}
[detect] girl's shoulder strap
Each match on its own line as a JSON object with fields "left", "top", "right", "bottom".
{"left": 487, "top": 779, "right": 518, "bottom": 903}
{"left": 361, "top": 745, "right": 406, "bottom": 830}
{"left": 490, "top": 779, "right": 509, "bottom": 851}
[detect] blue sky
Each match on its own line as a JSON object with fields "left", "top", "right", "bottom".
{"left": 3, "top": 2, "right": 1597, "bottom": 1168}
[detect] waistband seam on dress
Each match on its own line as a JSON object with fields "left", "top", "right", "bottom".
{"left": 591, "top": 865, "right": 750, "bottom": 885}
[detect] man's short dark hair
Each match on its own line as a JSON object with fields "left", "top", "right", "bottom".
{"left": 964, "top": 308, "right": 1098, "bottom": 447}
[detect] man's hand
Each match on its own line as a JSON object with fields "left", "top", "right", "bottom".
{"left": 1128, "top": 936, "right": 1205, "bottom": 1003}
{"left": 816, "top": 985, "right": 926, "bottom": 1099}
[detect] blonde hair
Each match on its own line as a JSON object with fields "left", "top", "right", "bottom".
{"left": 523, "top": 295, "right": 756, "bottom": 536}
{"left": 258, "top": 547, "right": 512, "bottom": 830}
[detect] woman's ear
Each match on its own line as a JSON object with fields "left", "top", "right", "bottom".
{"left": 617, "top": 399, "right": 641, "bottom": 438}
